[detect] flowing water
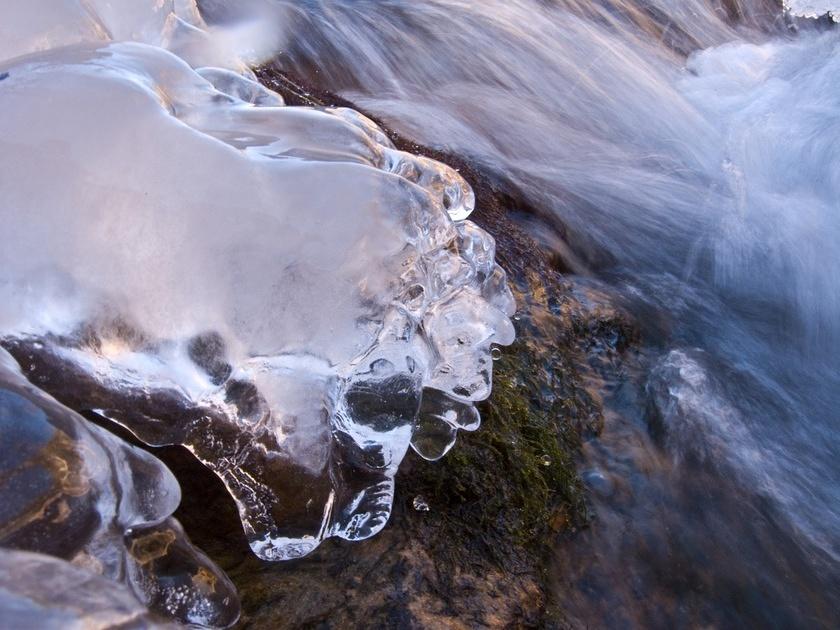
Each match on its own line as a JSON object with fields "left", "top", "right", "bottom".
{"left": 256, "top": 1, "right": 840, "bottom": 626}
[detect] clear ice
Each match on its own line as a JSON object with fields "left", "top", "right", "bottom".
{"left": 0, "top": 0, "right": 515, "bottom": 563}
{"left": 0, "top": 348, "right": 240, "bottom": 626}
{"left": 0, "top": 549, "right": 175, "bottom": 629}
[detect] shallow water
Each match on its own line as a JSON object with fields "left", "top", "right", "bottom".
{"left": 263, "top": 0, "right": 840, "bottom": 625}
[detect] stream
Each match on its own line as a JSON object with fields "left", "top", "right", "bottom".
{"left": 263, "top": 1, "right": 840, "bottom": 625}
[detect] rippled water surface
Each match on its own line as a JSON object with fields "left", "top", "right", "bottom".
{"left": 262, "top": 0, "right": 840, "bottom": 625}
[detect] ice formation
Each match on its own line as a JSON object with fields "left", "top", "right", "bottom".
{"left": 0, "top": 549, "right": 175, "bottom": 629}
{"left": 0, "top": 0, "right": 514, "bottom": 563}
{"left": 0, "top": 348, "right": 240, "bottom": 626}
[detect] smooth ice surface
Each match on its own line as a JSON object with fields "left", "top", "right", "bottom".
{"left": 0, "top": 549, "right": 174, "bottom": 629}
{"left": 0, "top": 0, "right": 514, "bottom": 561}
{"left": 0, "top": 348, "right": 240, "bottom": 627}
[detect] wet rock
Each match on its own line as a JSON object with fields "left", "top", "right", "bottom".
{"left": 188, "top": 332, "right": 233, "bottom": 386}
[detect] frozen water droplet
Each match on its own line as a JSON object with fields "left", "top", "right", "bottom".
{"left": 491, "top": 347, "right": 502, "bottom": 361}
{"left": 540, "top": 455, "right": 552, "bottom": 467}
{"left": 413, "top": 496, "right": 430, "bottom": 512}
{"left": 411, "top": 411, "right": 458, "bottom": 461}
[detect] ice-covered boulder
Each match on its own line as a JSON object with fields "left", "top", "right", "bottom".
{"left": 0, "top": 0, "right": 514, "bottom": 562}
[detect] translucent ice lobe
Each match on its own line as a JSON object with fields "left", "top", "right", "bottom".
{"left": 0, "top": 549, "right": 174, "bottom": 630}
{"left": 0, "top": 348, "right": 240, "bottom": 627}
{"left": 411, "top": 387, "right": 482, "bottom": 461}
{"left": 0, "top": 0, "right": 514, "bottom": 563}
{"left": 124, "top": 518, "right": 240, "bottom": 627}
{"left": 0, "top": 45, "right": 406, "bottom": 358}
